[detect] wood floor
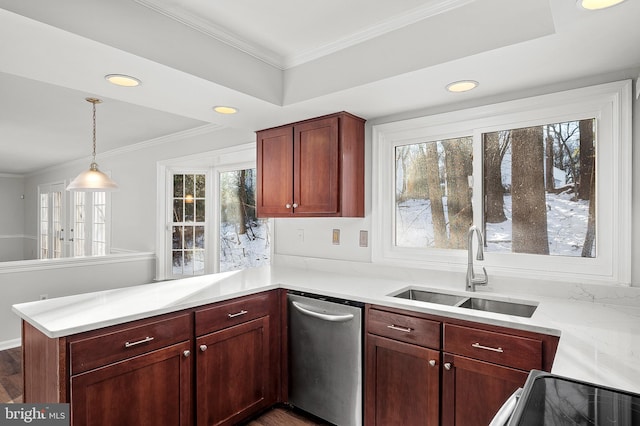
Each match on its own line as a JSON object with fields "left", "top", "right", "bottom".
{"left": 0, "top": 347, "right": 326, "bottom": 425}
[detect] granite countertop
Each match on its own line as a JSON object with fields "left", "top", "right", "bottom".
{"left": 12, "top": 265, "right": 640, "bottom": 394}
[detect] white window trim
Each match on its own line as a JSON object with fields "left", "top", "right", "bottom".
{"left": 372, "top": 80, "right": 632, "bottom": 285}
{"left": 156, "top": 143, "right": 272, "bottom": 281}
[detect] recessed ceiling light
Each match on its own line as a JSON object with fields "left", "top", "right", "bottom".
{"left": 105, "top": 74, "right": 141, "bottom": 87}
{"left": 446, "top": 80, "right": 479, "bottom": 93}
{"left": 213, "top": 106, "right": 238, "bottom": 114}
{"left": 578, "top": 0, "right": 626, "bottom": 9}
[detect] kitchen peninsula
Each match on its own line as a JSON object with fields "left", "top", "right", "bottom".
{"left": 13, "top": 265, "right": 640, "bottom": 424}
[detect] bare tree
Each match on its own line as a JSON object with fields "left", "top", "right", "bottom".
{"left": 578, "top": 119, "right": 595, "bottom": 201}
{"left": 511, "top": 127, "right": 549, "bottom": 255}
{"left": 484, "top": 131, "right": 508, "bottom": 223}
{"left": 425, "top": 142, "right": 447, "bottom": 247}
{"left": 443, "top": 138, "right": 473, "bottom": 249}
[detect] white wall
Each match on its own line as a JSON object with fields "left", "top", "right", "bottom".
{"left": 0, "top": 175, "right": 29, "bottom": 261}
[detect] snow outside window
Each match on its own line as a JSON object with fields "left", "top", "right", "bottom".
{"left": 373, "top": 81, "right": 631, "bottom": 285}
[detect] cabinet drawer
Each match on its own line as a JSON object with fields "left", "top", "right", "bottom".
{"left": 367, "top": 308, "right": 441, "bottom": 349}
{"left": 443, "top": 324, "right": 542, "bottom": 371}
{"left": 195, "top": 291, "right": 275, "bottom": 336}
{"left": 69, "top": 313, "right": 192, "bottom": 375}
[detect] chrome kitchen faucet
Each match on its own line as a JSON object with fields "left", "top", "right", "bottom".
{"left": 466, "top": 225, "right": 488, "bottom": 291}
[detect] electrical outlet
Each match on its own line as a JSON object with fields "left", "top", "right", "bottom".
{"left": 332, "top": 229, "right": 340, "bottom": 245}
{"left": 39, "top": 294, "right": 48, "bottom": 300}
{"left": 359, "top": 230, "right": 368, "bottom": 247}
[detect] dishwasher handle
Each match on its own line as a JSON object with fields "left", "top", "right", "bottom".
{"left": 489, "top": 387, "right": 522, "bottom": 426}
{"left": 291, "top": 301, "right": 355, "bottom": 322}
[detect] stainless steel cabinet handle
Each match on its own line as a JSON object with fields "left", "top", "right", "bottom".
{"left": 183, "top": 350, "right": 191, "bottom": 358}
{"left": 124, "top": 336, "right": 154, "bottom": 348}
{"left": 387, "top": 324, "right": 412, "bottom": 333}
{"left": 444, "top": 362, "right": 452, "bottom": 370}
{"left": 200, "top": 344, "right": 208, "bottom": 352}
{"left": 472, "top": 342, "right": 504, "bottom": 353}
{"left": 228, "top": 310, "right": 248, "bottom": 318}
{"left": 286, "top": 203, "right": 292, "bottom": 209}
{"left": 429, "top": 360, "right": 436, "bottom": 367}
{"left": 292, "top": 203, "right": 298, "bottom": 208}
{"left": 291, "top": 301, "right": 354, "bottom": 322}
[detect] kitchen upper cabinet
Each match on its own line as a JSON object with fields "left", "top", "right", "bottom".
{"left": 194, "top": 291, "right": 281, "bottom": 426}
{"left": 256, "top": 112, "right": 365, "bottom": 217}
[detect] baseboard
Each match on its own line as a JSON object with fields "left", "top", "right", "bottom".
{"left": 0, "top": 338, "right": 21, "bottom": 351}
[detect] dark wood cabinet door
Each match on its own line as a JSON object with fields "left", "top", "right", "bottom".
{"left": 441, "top": 353, "right": 528, "bottom": 426}
{"left": 70, "top": 341, "right": 192, "bottom": 426}
{"left": 196, "top": 316, "right": 274, "bottom": 426}
{"left": 365, "top": 334, "right": 440, "bottom": 426}
{"left": 292, "top": 116, "right": 339, "bottom": 215}
{"left": 256, "top": 125, "right": 294, "bottom": 216}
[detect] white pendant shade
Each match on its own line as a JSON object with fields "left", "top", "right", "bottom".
{"left": 67, "top": 162, "right": 119, "bottom": 191}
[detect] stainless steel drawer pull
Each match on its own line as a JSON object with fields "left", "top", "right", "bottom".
{"left": 387, "top": 324, "right": 412, "bottom": 333}
{"left": 124, "top": 336, "right": 154, "bottom": 348}
{"left": 472, "top": 342, "right": 504, "bottom": 353}
{"left": 228, "top": 309, "right": 248, "bottom": 318}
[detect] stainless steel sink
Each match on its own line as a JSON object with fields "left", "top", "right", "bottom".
{"left": 457, "top": 297, "right": 537, "bottom": 318}
{"left": 390, "top": 288, "right": 537, "bottom": 318}
{"left": 393, "top": 289, "right": 467, "bottom": 306}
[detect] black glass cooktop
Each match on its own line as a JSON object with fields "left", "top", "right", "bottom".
{"left": 509, "top": 371, "right": 640, "bottom": 425}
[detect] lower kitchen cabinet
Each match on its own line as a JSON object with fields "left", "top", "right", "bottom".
{"left": 441, "top": 353, "right": 528, "bottom": 426}
{"left": 194, "top": 291, "right": 281, "bottom": 426}
{"left": 21, "top": 290, "right": 283, "bottom": 426}
{"left": 365, "top": 304, "right": 559, "bottom": 426}
{"left": 196, "top": 317, "right": 272, "bottom": 426}
{"left": 70, "top": 341, "right": 192, "bottom": 426}
{"left": 366, "top": 334, "right": 440, "bottom": 425}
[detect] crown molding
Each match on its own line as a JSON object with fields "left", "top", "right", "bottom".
{"left": 26, "top": 123, "right": 224, "bottom": 178}
{"left": 135, "top": 0, "right": 474, "bottom": 70}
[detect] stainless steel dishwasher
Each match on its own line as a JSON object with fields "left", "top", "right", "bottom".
{"left": 287, "top": 291, "right": 363, "bottom": 426}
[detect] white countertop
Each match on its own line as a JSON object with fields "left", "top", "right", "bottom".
{"left": 12, "top": 265, "right": 640, "bottom": 395}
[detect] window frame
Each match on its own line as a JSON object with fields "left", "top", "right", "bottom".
{"left": 372, "top": 80, "right": 632, "bottom": 285}
{"left": 156, "top": 143, "right": 273, "bottom": 281}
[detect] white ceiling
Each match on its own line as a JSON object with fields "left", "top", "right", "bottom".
{"left": 0, "top": 0, "right": 639, "bottom": 175}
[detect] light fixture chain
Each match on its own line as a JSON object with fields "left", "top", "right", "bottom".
{"left": 91, "top": 100, "right": 97, "bottom": 162}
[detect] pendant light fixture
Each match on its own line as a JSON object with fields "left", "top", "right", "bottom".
{"left": 67, "top": 98, "right": 119, "bottom": 192}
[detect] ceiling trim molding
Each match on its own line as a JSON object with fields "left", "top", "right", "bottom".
{"left": 286, "top": 0, "right": 476, "bottom": 68}
{"left": 134, "top": 0, "right": 283, "bottom": 68}
{"left": 134, "top": 0, "right": 475, "bottom": 70}
{"left": 0, "top": 173, "right": 24, "bottom": 179}
{"left": 26, "top": 123, "right": 224, "bottom": 178}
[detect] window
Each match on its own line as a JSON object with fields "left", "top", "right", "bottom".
{"left": 219, "top": 168, "right": 270, "bottom": 272}
{"left": 373, "top": 81, "right": 631, "bottom": 284}
{"left": 171, "top": 173, "right": 206, "bottom": 276}
{"left": 72, "top": 191, "right": 109, "bottom": 256}
{"left": 38, "top": 184, "right": 110, "bottom": 259}
{"left": 38, "top": 182, "right": 65, "bottom": 259}
{"left": 159, "top": 144, "right": 272, "bottom": 280}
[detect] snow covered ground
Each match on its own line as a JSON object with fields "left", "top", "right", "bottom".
{"left": 396, "top": 192, "right": 591, "bottom": 256}
{"left": 220, "top": 220, "right": 271, "bottom": 272}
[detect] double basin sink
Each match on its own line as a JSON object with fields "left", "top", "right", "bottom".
{"left": 391, "top": 288, "right": 537, "bottom": 318}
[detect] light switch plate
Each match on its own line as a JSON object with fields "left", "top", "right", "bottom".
{"left": 359, "top": 230, "right": 368, "bottom": 247}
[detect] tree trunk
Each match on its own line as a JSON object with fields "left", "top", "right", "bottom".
{"left": 484, "top": 132, "right": 507, "bottom": 223}
{"left": 425, "top": 142, "right": 447, "bottom": 247}
{"left": 578, "top": 119, "right": 595, "bottom": 201}
{"left": 443, "top": 138, "right": 473, "bottom": 249}
{"left": 511, "top": 127, "right": 549, "bottom": 255}
{"left": 545, "top": 128, "right": 555, "bottom": 192}
{"left": 238, "top": 170, "right": 247, "bottom": 235}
